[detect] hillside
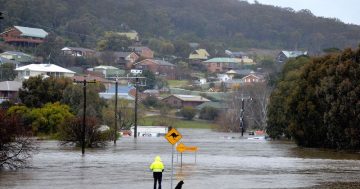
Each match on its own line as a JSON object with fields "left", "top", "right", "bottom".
{"left": 1, "top": 0, "right": 360, "bottom": 53}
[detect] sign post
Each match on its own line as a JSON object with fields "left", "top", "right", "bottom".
{"left": 165, "top": 128, "right": 182, "bottom": 189}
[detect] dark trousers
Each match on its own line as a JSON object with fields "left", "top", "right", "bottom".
{"left": 153, "top": 172, "right": 162, "bottom": 189}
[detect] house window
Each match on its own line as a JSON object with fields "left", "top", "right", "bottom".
{"left": 25, "top": 71, "right": 30, "bottom": 76}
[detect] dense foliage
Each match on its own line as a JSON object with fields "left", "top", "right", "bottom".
{"left": 199, "top": 106, "right": 219, "bottom": 120}
{"left": 180, "top": 106, "right": 196, "bottom": 120}
{"left": 0, "top": 110, "right": 36, "bottom": 169}
{"left": 18, "top": 76, "right": 72, "bottom": 108}
{"left": 1, "top": 0, "right": 359, "bottom": 53}
{"left": 267, "top": 48, "right": 360, "bottom": 149}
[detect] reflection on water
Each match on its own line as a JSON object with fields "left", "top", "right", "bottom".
{"left": 0, "top": 128, "right": 359, "bottom": 189}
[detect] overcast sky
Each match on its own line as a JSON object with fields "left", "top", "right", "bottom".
{"left": 250, "top": 0, "right": 360, "bottom": 25}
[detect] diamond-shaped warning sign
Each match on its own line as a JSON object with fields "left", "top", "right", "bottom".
{"left": 165, "top": 128, "right": 182, "bottom": 145}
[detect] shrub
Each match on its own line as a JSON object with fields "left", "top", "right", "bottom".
{"left": 180, "top": 106, "right": 196, "bottom": 120}
{"left": 199, "top": 106, "right": 219, "bottom": 120}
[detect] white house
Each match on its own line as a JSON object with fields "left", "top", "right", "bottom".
{"left": 217, "top": 74, "right": 231, "bottom": 82}
{"left": 130, "top": 69, "right": 142, "bottom": 75}
{"left": 15, "top": 64, "right": 75, "bottom": 80}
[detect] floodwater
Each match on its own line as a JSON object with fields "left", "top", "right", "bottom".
{"left": 1, "top": 129, "right": 360, "bottom": 189}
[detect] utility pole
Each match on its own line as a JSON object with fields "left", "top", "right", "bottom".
{"left": 114, "top": 80, "right": 118, "bottom": 144}
{"left": 240, "top": 98, "right": 245, "bottom": 136}
{"left": 74, "top": 77, "right": 96, "bottom": 155}
{"left": 239, "top": 96, "right": 252, "bottom": 137}
{"left": 134, "top": 77, "right": 139, "bottom": 138}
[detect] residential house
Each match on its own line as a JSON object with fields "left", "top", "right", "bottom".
{"left": 117, "top": 30, "right": 140, "bottom": 41}
{"left": 0, "top": 56, "right": 20, "bottom": 67}
{"left": 241, "top": 73, "right": 265, "bottom": 84}
{"left": 61, "top": 47, "right": 96, "bottom": 57}
{"left": 93, "top": 65, "right": 125, "bottom": 78}
{"left": 225, "top": 50, "right": 247, "bottom": 58}
{"left": 189, "top": 49, "right": 210, "bottom": 60}
{"left": 0, "top": 51, "right": 34, "bottom": 63}
{"left": 0, "top": 26, "right": 48, "bottom": 47}
{"left": 99, "top": 85, "right": 135, "bottom": 100}
{"left": 217, "top": 74, "right": 231, "bottom": 82}
{"left": 0, "top": 80, "right": 22, "bottom": 103}
{"left": 113, "top": 52, "right": 139, "bottom": 69}
{"left": 203, "top": 57, "right": 242, "bottom": 73}
{"left": 134, "top": 59, "right": 176, "bottom": 79}
{"left": 129, "top": 46, "right": 154, "bottom": 59}
{"left": 161, "top": 94, "right": 210, "bottom": 108}
{"left": 276, "top": 50, "right": 308, "bottom": 63}
{"left": 15, "top": 64, "right": 75, "bottom": 80}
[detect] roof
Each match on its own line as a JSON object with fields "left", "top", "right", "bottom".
{"left": 1, "top": 51, "right": 33, "bottom": 57}
{"left": 165, "top": 94, "right": 210, "bottom": 102}
{"left": 113, "top": 52, "right": 135, "bottom": 58}
{"left": 189, "top": 49, "right": 210, "bottom": 60}
{"left": 0, "top": 57, "right": 18, "bottom": 64}
{"left": 61, "top": 47, "right": 95, "bottom": 52}
{"left": 129, "top": 46, "right": 151, "bottom": 52}
{"left": 94, "top": 65, "right": 119, "bottom": 70}
{"left": 0, "top": 81, "right": 22, "bottom": 91}
{"left": 234, "top": 69, "right": 254, "bottom": 75}
{"left": 203, "top": 57, "right": 242, "bottom": 63}
{"left": 281, "top": 51, "right": 308, "bottom": 58}
{"left": 226, "top": 70, "right": 237, "bottom": 74}
{"left": 196, "top": 101, "right": 227, "bottom": 110}
{"left": 138, "top": 59, "right": 175, "bottom": 67}
{"left": 106, "top": 85, "right": 135, "bottom": 94}
{"left": 14, "top": 26, "right": 48, "bottom": 38}
{"left": 15, "top": 64, "right": 75, "bottom": 73}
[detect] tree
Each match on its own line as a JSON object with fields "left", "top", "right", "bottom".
{"left": 58, "top": 116, "right": 111, "bottom": 148}
{"left": 97, "top": 32, "right": 133, "bottom": 51}
{"left": 0, "top": 110, "right": 37, "bottom": 169}
{"left": 266, "top": 57, "right": 310, "bottom": 139}
{"left": 180, "top": 106, "right": 196, "bottom": 120}
{"left": 27, "top": 103, "right": 74, "bottom": 135}
{"left": 199, "top": 106, "right": 219, "bottom": 120}
{"left": 18, "top": 76, "right": 72, "bottom": 108}
{"left": 62, "top": 82, "right": 106, "bottom": 119}
{"left": 0, "top": 63, "right": 16, "bottom": 81}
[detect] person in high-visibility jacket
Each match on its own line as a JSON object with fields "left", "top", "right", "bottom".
{"left": 150, "top": 155, "right": 164, "bottom": 189}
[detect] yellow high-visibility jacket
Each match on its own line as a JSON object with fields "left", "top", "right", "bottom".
{"left": 150, "top": 156, "right": 164, "bottom": 172}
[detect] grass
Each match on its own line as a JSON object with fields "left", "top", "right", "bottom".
{"left": 167, "top": 80, "right": 188, "bottom": 88}
{"left": 139, "top": 115, "right": 216, "bottom": 129}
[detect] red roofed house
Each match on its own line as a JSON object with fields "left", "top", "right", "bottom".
{"left": 134, "top": 59, "right": 176, "bottom": 79}
{"left": 161, "top": 94, "right": 210, "bottom": 108}
{"left": 0, "top": 26, "right": 48, "bottom": 47}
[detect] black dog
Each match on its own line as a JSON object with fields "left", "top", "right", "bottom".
{"left": 175, "top": 180, "right": 184, "bottom": 189}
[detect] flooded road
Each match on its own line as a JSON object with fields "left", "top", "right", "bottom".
{"left": 1, "top": 128, "right": 360, "bottom": 189}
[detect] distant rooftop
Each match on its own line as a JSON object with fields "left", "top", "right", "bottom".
{"left": 172, "top": 94, "right": 210, "bottom": 102}
{"left": 14, "top": 26, "right": 48, "bottom": 38}
{"left": 204, "top": 57, "right": 241, "bottom": 63}
{"left": 281, "top": 51, "right": 308, "bottom": 58}
{"left": 15, "top": 64, "right": 75, "bottom": 73}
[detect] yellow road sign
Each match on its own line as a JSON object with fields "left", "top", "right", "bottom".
{"left": 185, "top": 146, "right": 198, "bottom": 152}
{"left": 165, "top": 128, "right": 182, "bottom": 145}
{"left": 176, "top": 143, "right": 186, "bottom": 152}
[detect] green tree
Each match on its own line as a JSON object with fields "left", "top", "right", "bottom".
{"left": 27, "top": 102, "right": 74, "bottom": 135}
{"left": 0, "top": 110, "right": 36, "bottom": 169}
{"left": 199, "top": 106, "right": 219, "bottom": 120}
{"left": 180, "top": 106, "right": 197, "bottom": 120}
{"left": 0, "top": 63, "right": 16, "bottom": 81}
{"left": 18, "top": 76, "right": 72, "bottom": 108}
{"left": 97, "top": 31, "right": 133, "bottom": 51}
{"left": 266, "top": 57, "right": 311, "bottom": 139}
{"left": 62, "top": 83, "right": 106, "bottom": 119}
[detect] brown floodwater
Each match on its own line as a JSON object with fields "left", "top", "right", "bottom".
{"left": 1, "top": 128, "right": 360, "bottom": 189}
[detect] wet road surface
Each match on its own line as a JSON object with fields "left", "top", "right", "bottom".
{"left": 1, "top": 129, "right": 360, "bottom": 189}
